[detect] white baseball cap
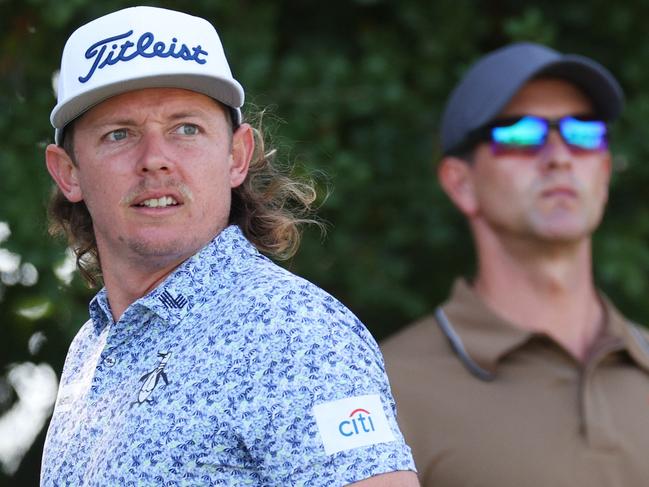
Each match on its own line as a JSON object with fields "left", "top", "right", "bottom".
{"left": 51, "top": 6, "right": 244, "bottom": 145}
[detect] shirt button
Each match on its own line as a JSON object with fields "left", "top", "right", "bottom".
{"left": 104, "top": 356, "right": 116, "bottom": 367}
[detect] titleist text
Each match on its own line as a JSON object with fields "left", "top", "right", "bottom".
{"left": 79, "top": 30, "right": 209, "bottom": 83}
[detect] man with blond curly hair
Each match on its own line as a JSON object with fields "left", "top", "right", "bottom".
{"left": 41, "top": 6, "right": 417, "bottom": 486}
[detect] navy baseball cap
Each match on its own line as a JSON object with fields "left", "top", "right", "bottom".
{"left": 440, "top": 42, "right": 624, "bottom": 156}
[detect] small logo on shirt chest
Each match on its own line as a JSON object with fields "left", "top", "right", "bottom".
{"left": 159, "top": 291, "right": 187, "bottom": 309}
{"left": 135, "top": 351, "right": 171, "bottom": 405}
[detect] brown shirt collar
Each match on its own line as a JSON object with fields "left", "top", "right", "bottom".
{"left": 441, "top": 278, "right": 649, "bottom": 375}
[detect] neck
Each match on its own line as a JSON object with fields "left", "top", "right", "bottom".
{"left": 472, "top": 231, "right": 603, "bottom": 362}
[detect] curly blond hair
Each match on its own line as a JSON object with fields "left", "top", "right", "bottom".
{"left": 48, "top": 110, "right": 321, "bottom": 287}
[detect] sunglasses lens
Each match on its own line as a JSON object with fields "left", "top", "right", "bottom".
{"left": 491, "top": 116, "right": 547, "bottom": 148}
{"left": 560, "top": 117, "right": 607, "bottom": 150}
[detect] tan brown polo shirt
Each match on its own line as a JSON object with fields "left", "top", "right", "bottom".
{"left": 381, "top": 278, "right": 649, "bottom": 487}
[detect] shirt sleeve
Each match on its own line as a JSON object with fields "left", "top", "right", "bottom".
{"left": 234, "top": 280, "right": 416, "bottom": 486}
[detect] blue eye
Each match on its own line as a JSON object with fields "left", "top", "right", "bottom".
{"left": 107, "top": 128, "right": 128, "bottom": 142}
{"left": 176, "top": 124, "right": 199, "bottom": 136}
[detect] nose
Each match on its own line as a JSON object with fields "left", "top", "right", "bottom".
{"left": 135, "top": 131, "right": 175, "bottom": 175}
{"left": 539, "top": 129, "right": 573, "bottom": 171}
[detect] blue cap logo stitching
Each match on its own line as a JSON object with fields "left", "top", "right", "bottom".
{"left": 79, "top": 30, "right": 209, "bottom": 84}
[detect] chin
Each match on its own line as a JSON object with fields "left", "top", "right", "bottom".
{"left": 127, "top": 236, "right": 203, "bottom": 261}
{"left": 531, "top": 213, "right": 599, "bottom": 239}
{"left": 534, "top": 224, "right": 594, "bottom": 243}
{"left": 541, "top": 233, "right": 589, "bottom": 245}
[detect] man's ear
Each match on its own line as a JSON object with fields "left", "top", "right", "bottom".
{"left": 45, "top": 144, "right": 83, "bottom": 202}
{"left": 437, "top": 156, "right": 479, "bottom": 216}
{"left": 229, "top": 124, "right": 254, "bottom": 188}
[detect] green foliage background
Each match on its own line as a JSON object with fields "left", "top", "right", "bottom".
{"left": 2, "top": 0, "right": 649, "bottom": 484}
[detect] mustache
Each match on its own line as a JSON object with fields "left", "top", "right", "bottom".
{"left": 120, "top": 179, "right": 193, "bottom": 206}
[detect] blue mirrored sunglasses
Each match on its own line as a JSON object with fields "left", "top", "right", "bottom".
{"left": 476, "top": 115, "right": 608, "bottom": 153}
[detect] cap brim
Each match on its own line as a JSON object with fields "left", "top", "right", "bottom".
{"left": 537, "top": 55, "right": 624, "bottom": 120}
{"left": 52, "top": 73, "right": 244, "bottom": 145}
{"left": 470, "top": 57, "right": 624, "bottom": 134}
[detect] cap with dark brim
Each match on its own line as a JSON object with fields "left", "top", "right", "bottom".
{"left": 52, "top": 73, "right": 243, "bottom": 146}
{"left": 50, "top": 6, "right": 245, "bottom": 146}
{"left": 440, "top": 42, "right": 624, "bottom": 156}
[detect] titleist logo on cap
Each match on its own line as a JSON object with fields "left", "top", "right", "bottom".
{"left": 79, "top": 30, "right": 209, "bottom": 84}
{"left": 50, "top": 6, "right": 246, "bottom": 144}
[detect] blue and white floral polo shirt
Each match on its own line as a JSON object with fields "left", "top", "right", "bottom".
{"left": 41, "top": 225, "right": 415, "bottom": 486}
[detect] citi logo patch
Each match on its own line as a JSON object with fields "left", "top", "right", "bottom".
{"left": 339, "top": 408, "right": 375, "bottom": 436}
{"left": 313, "top": 394, "right": 395, "bottom": 455}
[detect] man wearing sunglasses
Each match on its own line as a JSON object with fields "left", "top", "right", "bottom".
{"left": 382, "top": 42, "right": 649, "bottom": 486}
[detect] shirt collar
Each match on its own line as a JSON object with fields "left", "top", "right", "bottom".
{"left": 441, "top": 278, "right": 649, "bottom": 375}
{"left": 88, "top": 225, "right": 259, "bottom": 332}
{"left": 89, "top": 288, "right": 113, "bottom": 334}
{"left": 601, "top": 294, "right": 649, "bottom": 372}
{"left": 442, "top": 278, "right": 533, "bottom": 376}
